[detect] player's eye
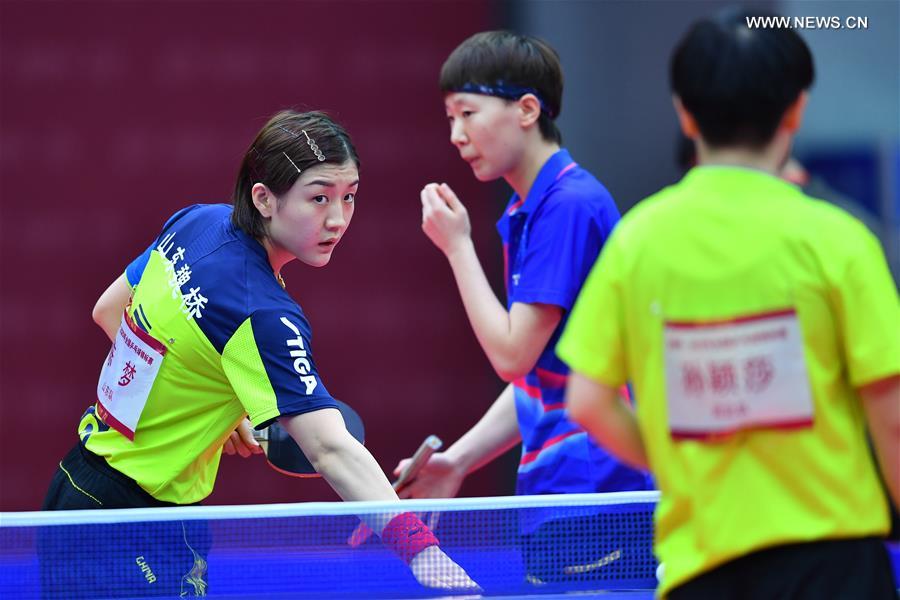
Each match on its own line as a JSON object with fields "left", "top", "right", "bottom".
{"left": 461, "top": 110, "right": 474, "bottom": 118}
{"left": 312, "top": 195, "right": 328, "bottom": 205}
{"left": 343, "top": 193, "right": 355, "bottom": 204}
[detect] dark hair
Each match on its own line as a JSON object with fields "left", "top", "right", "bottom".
{"left": 232, "top": 110, "right": 360, "bottom": 240}
{"left": 670, "top": 9, "right": 814, "bottom": 149}
{"left": 440, "top": 30, "right": 563, "bottom": 144}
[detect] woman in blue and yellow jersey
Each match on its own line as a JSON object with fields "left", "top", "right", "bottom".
{"left": 40, "top": 110, "right": 476, "bottom": 598}
{"left": 558, "top": 10, "right": 899, "bottom": 600}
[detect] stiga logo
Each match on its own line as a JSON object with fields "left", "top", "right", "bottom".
{"left": 135, "top": 556, "right": 157, "bottom": 584}
{"left": 280, "top": 317, "right": 318, "bottom": 394}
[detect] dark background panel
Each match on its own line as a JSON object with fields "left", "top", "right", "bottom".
{"left": 0, "top": 0, "right": 514, "bottom": 509}
{"left": 1, "top": 0, "right": 897, "bottom": 510}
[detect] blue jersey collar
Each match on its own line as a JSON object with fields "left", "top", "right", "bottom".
{"left": 506, "top": 148, "right": 576, "bottom": 216}
{"left": 229, "top": 217, "right": 271, "bottom": 264}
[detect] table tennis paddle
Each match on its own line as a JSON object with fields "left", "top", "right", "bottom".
{"left": 394, "top": 435, "right": 443, "bottom": 492}
{"left": 253, "top": 399, "right": 365, "bottom": 478}
{"left": 347, "top": 435, "right": 442, "bottom": 546}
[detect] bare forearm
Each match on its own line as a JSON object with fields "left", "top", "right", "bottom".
{"left": 566, "top": 372, "right": 648, "bottom": 470}
{"left": 309, "top": 432, "right": 401, "bottom": 534}
{"left": 281, "top": 412, "right": 399, "bottom": 534}
{"left": 445, "top": 241, "right": 517, "bottom": 377}
{"left": 861, "top": 375, "right": 900, "bottom": 510}
{"left": 313, "top": 436, "right": 397, "bottom": 501}
{"left": 422, "top": 183, "right": 558, "bottom": 380}
{"left": 591, "top": 400, "right": 648, "bottom": 470}
{"left": 445, "top": 384, "right": 521, "bottom": 475}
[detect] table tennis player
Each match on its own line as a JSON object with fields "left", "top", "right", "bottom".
{"left": 559, "top": 9, "right": 900, "bottom": 599}
{"left": 395, "top": 30, "right": 653, "bottom": 584}
{"left": 39, "top": 109, "right": 477, "bottom": 598}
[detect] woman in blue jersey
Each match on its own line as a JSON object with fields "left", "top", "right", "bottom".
{"left": 40, "top": 110, "right": 476, "bottom": 598}
{"left": 395, "top": 32, "right": 654, "bottom": 585}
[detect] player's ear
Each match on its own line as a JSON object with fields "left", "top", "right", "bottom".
{"left": 780, "top": 91, "right": 808, "bottom": 133}
{"left": 517, "top": 94, "right": 542, "bottom": 129}
{"left": 672, "top": 95, "right": 700, "bottom": 140}
{"left": 252, "top": 183, "right": 275, "bottom": 218}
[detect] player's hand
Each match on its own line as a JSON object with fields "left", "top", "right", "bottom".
{"left": 392, "top": 452, "right": 465, "bottom": 499}
{"left": 222, "top": 418, "right": 263, "bottom": 458}
{"left": 409, "top": 545, "right": 481, "bottom": 591}
{"left": 420, "top": 182, "right": 472, "bottom": 257}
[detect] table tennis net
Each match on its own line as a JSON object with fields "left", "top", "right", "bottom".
{"left": 1, "top": 491, "right": 659, "bottom": 599}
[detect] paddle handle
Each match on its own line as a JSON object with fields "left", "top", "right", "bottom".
{"left": 393, "top": 435, "right": 442, "bottom": 491}
{"left": 347, "top": 435, "right": 442, "bottom": 547}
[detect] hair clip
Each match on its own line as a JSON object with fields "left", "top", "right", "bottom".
{"left": 282, "top": 152, "right": 301, "bottom": 174}
{"left": 276, "top": 125, "right": 326, "bottom": 162}
{"left": 248, "top": 147, "right": 266, "bottom": 180}
{"left": 302, "top": 130, "right": 326, "bottom": 162}
{"left": 276, "top": 125, "right": 299, "bottom": 139}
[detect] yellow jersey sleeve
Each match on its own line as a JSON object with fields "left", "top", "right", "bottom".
{"left": 832, "top": 226, "right": 900, "bottom": 386}
{"left": 557, "top": 230, "right": 628, "bottom": 387}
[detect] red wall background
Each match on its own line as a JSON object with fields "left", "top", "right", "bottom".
{"left": 0, "top": 1, "right": 519, "bottom": 510}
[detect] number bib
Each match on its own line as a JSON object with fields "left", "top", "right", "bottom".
{"left": 96, "top": 310, "right": 167, "bottom": 440}
{"left": 664, "top": 308, "right": 814, "bottom": 440}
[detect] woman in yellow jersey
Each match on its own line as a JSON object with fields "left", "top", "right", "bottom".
{"left": 558, "top": 9, "right": 899, "bottom": 600}
{"left": 39, "top": 110, "right": 477, "bottom": 598}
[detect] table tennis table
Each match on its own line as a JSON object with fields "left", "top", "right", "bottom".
{"left": 2, "top": 492, "right": 897, "bottom": 599}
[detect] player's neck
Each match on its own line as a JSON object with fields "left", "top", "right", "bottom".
{"left": 259, "top": 235, "right": 294, "bottom": 280}
{"left": 504, "top": 140, "right": 561, "bottom": 200}
{"left": 696, "top": 135, "right": 790, "bottom": 177}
